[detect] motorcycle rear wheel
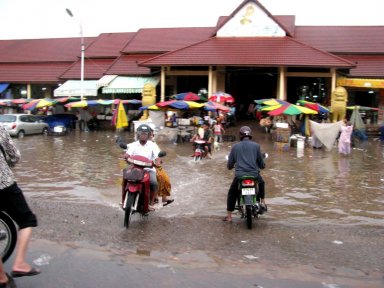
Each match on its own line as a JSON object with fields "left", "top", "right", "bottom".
{"left": 124, "top": 193, "right": 136, "bottom": 229}
{"left": 0, "top": 211, "right": 17, "bottom": 263}
{"left": 246, "top": 206, "right": 253, "bottom": 229}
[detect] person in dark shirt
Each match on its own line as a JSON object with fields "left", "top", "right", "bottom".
{"left": 190, "top": 122, "right": 214, "bottom": 159}
{"left": 224, "top": 126, "right": 267, "bottom": 222}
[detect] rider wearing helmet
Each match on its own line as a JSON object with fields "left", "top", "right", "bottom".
{"left": 224, "top": 126, "right": 267, "bottom": 222}
{"left": 126, "top": 124, "right": 161, "bottom": 207}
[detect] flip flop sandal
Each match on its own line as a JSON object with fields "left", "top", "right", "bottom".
{"left": 163, "top": 199, "right": 174, "bottom": 206}
{"left": 222, "top": 217, "right": 232, "bottom": 222}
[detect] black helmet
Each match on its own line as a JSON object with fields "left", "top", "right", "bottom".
{"left": 239, "top": 126, "right": 252, "bottom": 140}
{"left": 136, "top": 124, "right": 153, "bottom": 133}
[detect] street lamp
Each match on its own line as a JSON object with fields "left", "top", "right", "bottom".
{"left": 65, "top": 8, "right": 85, "bottom": 101}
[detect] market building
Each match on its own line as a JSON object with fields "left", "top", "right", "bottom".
{"left": 0, "top": 0, "right": 383, "bottom": 123}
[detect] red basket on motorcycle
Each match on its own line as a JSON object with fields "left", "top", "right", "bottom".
{"left": 127, "top": 155, "right": 153, "bottom": 167}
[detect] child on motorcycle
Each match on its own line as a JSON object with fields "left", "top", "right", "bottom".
{"left": 190, "top": 122, "right": 214, "bottom": 159}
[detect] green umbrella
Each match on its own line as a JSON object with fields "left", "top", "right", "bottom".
{"left": 267, "top": 104, "right": 318, "bottom": 116}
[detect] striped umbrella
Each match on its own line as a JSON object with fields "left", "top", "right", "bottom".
{"left": 297, "top": 100, "right": 330, "bottom": 113}
{"left": 22, "top": 98, "right": 57, "bottom": 110}
{"left": 267, "top": 104, "right": 318, "bottom": 116}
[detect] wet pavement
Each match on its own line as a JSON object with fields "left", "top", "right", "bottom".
{"left": 4, "top": 120, "right": 384, "bottom": 287}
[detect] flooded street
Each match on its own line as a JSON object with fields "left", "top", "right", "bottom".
{"left": 13, "top": 120, "right": 384, "bottom": 225}
{"left": 8, "top": 120, "right": 384, "bottom": 287}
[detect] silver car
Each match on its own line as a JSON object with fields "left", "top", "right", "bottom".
{"left": 0, "top": 114, "right": 48, "bottom": 138}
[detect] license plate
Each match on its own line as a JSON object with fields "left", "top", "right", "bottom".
{"left": 242, "top": 188, "right": 255, "bottom": 195}
{"left": 53, "top": 127, "right": 64, "bottom": 133}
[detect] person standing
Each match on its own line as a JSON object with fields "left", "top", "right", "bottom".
{"left": 213, "top": 118, "right": 225, "bottom": 143}
{"left": 224, "top": 126, "right": 267, "bottom": 222}
{"left": 0, "top": 126, "right": 40, "bottom": 288}
{"left": 338, "top": 119, "right": 353, "bottom": 155}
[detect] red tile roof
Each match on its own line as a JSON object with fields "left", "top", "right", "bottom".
{"left": 85, "top": 32, "right": 135, "bottom": 58}
{"left": 339, "top": 55, "right": 384, "bottom": 77}
{"left": 122, "top": 27, "right": 215, "bottom": 53}
{"left": 59, "top": 58, "right": 115, "bottom": 80}
{"left": 106, "top": 54, "right": 162, "bottom": 75}
{"left": 141, "top": 37, "right": 354, "bottom": 68}
{"left": 0, "top": 62, "right": 70, "bottom": 83}
{"left": 0, "top": 37, "right": 96, "bottom": 63}
{"left": 294, "top": 26, "right": 384, "bottom": 53}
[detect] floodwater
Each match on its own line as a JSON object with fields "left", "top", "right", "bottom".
{"left": 12, "top": 120, "right": 384, "bottom": 227}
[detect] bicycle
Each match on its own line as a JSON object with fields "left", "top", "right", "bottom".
{"left": 0, "top": 210, "right": 17, "bottom": 262}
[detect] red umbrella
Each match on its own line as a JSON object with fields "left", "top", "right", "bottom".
{"left": 172, "top": 92, "right": 206, "bottom": 101}
{"left": 208, "top": 91, "right": 235, "bottom": 103}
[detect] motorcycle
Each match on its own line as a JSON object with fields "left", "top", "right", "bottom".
{"left": 226, "top": 153, "right": 268, "bottom": 229}
{"left": 119, "top": 141, "right": 166, "bottom": 228}
{"left": 236, "top": 176, "right": 263, "bottom": 229}
{"left": 0, "top": 210, "right": 17, "bottom": 262}
{"left": 224, "top": 111, "right": 236, "bottom": 128}
{"left": 192, "top": 140, "right": 207, "bottom": 162}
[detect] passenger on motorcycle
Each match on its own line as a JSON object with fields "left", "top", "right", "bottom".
{"left": 223, "top": 126, "right": 267, "bottom": 222}
{"left": 125, "top": 124, "right": 162, "bottom": 207}
{"left": 190, "top": 122, "right": 214, "bottom": 159}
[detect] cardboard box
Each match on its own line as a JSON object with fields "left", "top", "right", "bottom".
{"left": 274, "top": 141, "right": 290, "bottom": 151}
{"left": 275, "top": 127, "right": 291, "bottom": 143}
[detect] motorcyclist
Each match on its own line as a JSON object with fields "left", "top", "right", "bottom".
{"left": 223, "top": 126, "right": 267, "bottom": 222}
{"left": 124, "top": 124, "right": 161, "bottom": 207}
{"left": 190, "top": 122, "right": 213, "bottom": 159}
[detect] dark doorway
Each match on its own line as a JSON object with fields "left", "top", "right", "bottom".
{"left": 176, "top": 76, "right": 208, "bottom": 94}
{"left": 226, "top": 67, "right": 277, "bottom": 118}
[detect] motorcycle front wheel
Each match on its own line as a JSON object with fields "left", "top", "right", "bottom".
{"left": 124, "top": 192, "right": 137, "bottom": 229}
{"left": 0, "top": 211, "right": 17, "bottom": 262}
{"left": 246, "top": 206, "right": 253, "bottom": 229}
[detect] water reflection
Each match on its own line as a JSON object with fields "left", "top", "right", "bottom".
{"left": 11, "top": 124, "right": 384, "bottom": 226}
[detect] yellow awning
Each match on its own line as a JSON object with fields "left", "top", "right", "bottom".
{"left": 337, "top": 77, "right": 384, "bottom": 88}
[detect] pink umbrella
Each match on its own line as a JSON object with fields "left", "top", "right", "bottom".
{"left": 208, "top": 91, "right": 235, "bottom": 103}
{"left": 204, "top": 101, "right": 230, "bottom": 112}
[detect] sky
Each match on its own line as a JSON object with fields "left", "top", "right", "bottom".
{"left": 1, "top": 0, "right": 384, "bottom": 40}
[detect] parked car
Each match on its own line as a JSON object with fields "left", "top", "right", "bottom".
{"left": 0, "top": 114, "right": 49, "bottom": 138}
{"left": 42, "top": 113, "right": 78, "bottom": 136}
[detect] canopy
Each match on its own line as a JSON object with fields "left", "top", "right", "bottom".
{"left": 65, "top": 99, "right": 141, "bottom": 108}
{"left": 22, "top": 98, "right": 57, "bottom": 110}
{"left": 0, "top": 83, "right": 9, "bottom": 94}
{"left": 346, "top": 105, "right": 380, "bottom": 111}
{"left": 101, "top": 76, "right": 160, "bottom": 94}
{"left": 349, "top": 106, "right": 366, "bottom": 130}
{"left": 297, "top": 100, "right": 330, "bottom": 113}
{"left": 204, "top": 101, "right": 230, "bottom": 112}
{"left": 54, "top": 80, "right": 99, "bottom": 97}
{"left": 171, "top": 92, "right": 206, "bottom": 101}
{"left": 255, "top": 98, "right": 289, "bottom": 106}
{"left": 310, "top": 120, "right": 343, "bottom": 150}
{"left": 209, "top": 91, "right": 234, "bottom": 103}
{"left": 96, "top": 75, "right": 118, "bottom": 87}
{"left": 268, "top": 104, "right": 318, "bottom": 116}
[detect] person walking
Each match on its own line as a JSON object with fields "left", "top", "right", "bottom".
{"left": 338, "top": 119, "right": 353, "bottom": 155}
{"left": 0, "top": 126, "right": 40, "bottom": 288}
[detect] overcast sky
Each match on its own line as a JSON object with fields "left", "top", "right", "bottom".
{"left": 1, "top": 0, "right": 384, "bottom": 40}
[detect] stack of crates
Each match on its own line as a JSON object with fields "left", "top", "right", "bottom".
{"left": 274, "top": 127, "right": 291, "bottom": 151}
